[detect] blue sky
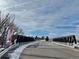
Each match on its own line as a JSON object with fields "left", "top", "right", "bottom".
{"left": 0, "top": 0, "right": 79, "bottom": 37}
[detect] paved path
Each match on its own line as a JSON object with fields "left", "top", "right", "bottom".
{"left": 19, "top": 41, "right": 79, "bottom": 59}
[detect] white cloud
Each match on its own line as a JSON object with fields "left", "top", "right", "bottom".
{"left": 1, "top": 0, "right": 79, "bottom": 36}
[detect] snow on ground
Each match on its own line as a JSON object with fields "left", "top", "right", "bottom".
{"left": 10, "top": 41, "right": 40, "bottom": 59}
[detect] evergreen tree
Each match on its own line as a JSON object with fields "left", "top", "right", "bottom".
{"left": 45, "top": 36, "right": 49, "bottom": 41}
{"left": 35, "top": 36, "right": 38, "bottom": 40}
{"left": 41, "top": 36, "right": 44, "bottom": 40}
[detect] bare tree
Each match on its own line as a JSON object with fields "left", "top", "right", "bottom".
{"left": 14, "top": 26, "right": 24, "bottom": 35}
{"left": 0, "top": 11, "right": 16, "bottom": 48}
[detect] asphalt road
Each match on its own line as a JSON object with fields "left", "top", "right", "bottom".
{"left": 19, "top": 41, "right": 79, "bottom": 59}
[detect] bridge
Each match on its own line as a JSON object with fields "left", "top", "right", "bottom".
{"left": 0, "top": 40, "right": 79, "bottom": 59}
{"left": 19, "top": 41, "right": 79, "bottom": 59}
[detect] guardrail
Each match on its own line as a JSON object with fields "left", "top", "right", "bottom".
{"left": 0, "top": 48, "right": 4, "bottom": 52}
{"left": 0, "top": 43, "right": 19, "bottom": 58}
{"left": 0, "top": 41, "right": 40, "bottom": 59}
{"left": 0, "top": 41, "right": 40, "bottom": 58}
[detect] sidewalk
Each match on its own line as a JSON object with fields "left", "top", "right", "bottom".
{"left": 52, "top": 41, "right": 79, "bottom": 52}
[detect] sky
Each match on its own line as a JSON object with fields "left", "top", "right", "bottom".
{"left": 0, "top": 0, "right": 79, "bottom": 38}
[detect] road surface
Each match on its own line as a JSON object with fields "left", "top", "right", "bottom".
{"left": 19, "top": 41, "right": 79, "bottom": 59}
